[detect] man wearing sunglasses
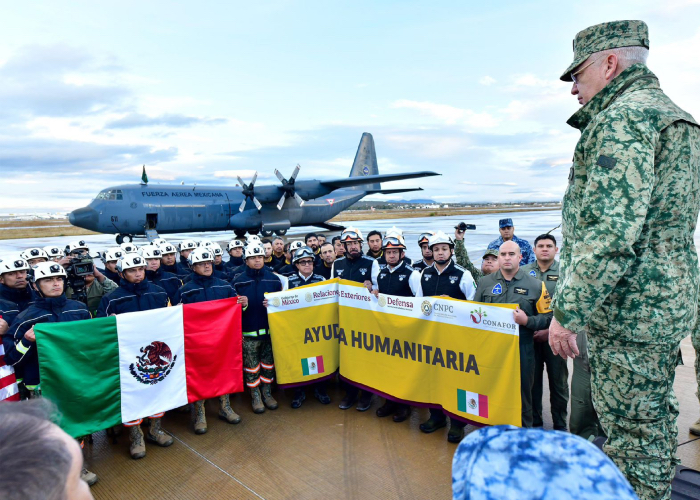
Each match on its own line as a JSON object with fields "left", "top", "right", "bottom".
{"left": 550, "top": 20, "right": 700, "bottom": 500}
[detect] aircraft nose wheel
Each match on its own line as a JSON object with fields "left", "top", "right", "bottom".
{"left": 116, "top": 234, "right": 133, "bottom": 244}
{"left": 274, "top": 229, "right": 287, "bottom": 236}
{"left": 261, "top": 229, "right": 274, "bottom": 237}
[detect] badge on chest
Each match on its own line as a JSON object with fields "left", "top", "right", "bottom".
{"left": 514, "top": 287, "right": 528, "bottom": 295}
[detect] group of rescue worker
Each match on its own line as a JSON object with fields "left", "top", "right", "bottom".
{"left": 0, "top": 218, "right": 595, "bottom": 488}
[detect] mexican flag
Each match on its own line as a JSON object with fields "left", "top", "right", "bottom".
{"left": 301, "top": 355, "right": 324, "bottom": 376}
{"left": 457, "top": 389, "right": 488, "bottom": 418}
{"left": 35, "top": 298, "right": 243, "bottom": 438}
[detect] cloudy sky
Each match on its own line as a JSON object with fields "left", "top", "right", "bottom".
{"left": 1, "top": 0, "right": 699, "bottom": 213}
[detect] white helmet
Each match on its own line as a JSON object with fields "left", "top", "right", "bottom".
{"left": 141, "top": 245, "right": 163, "bottom": 259}
{"left": 246, "top": 234, "right": 261, "bottom": 244}
{"left": 152, "top": 238, "right": 168, "bottom": 246}
{"left": 292, "top": 246, "right": 315, "bottom": 264}
{"left": 116, "top": 254, "right": 147, "bottom": 273}
{"left": 245, "top": 243, "right": 265, "bottom": 259}
{"left": 385, "top": 226, "right": 403, "bottom": 238}
{"left": 211, "top": 243, "right": 224, "bottom": 257}
{"left": 0, "top": 258, "right": 30, "bottom": 275}
{"left": 227, "top": 239, "right": 244, "bottom": 251}
{"left": 417, "top": 231, "right": 436, "bottom": 246}
{"left": 20, "top": 248, "right": 49, "bottom": 262}
{"left": 188, "top": 247, "right": 215, "bottom": 266}
{"left": 31, "top": 261, "right": 67, "bottom": 281}
{"left": 103, "top": 247, "right": 125, "bottom": 262}
{"left": 158, "top": 243, "right": 177, "bottom": 255}
{"left": 340, "top": 227, "right": 364, "bottom": 242}
{"left": 120, "top": 242, "right": 139, "bottom": 254}
{"left": 428, "top": 231, "right": 454, "bottom": 249}
{"left": 65, "top": 240, "right": 89, "bottom": 255}
{"left": 43, "top": 246, "right": 63, "bottom": 259}
{"left": 288, "top": 240, "right": 305, "bottom": 252}
{"left": 200, "top": 240, "right": 215, "bottom": 248}
{"left": 179, "top": 240, "right": 198, "bottom": 252}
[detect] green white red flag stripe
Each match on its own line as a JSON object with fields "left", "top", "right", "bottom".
{"left": 0, "top": 344, "right": 20, "bottom": 402}
{"left": 301, "top": 355, "right": 324, "bottom": 376}
{"left": 457, "top": 389, "right": 488, "bottom": 418}
{"left": 35, "top": 298, "right": 243, "bottom": 437}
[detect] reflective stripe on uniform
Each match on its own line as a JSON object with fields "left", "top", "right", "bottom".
{"left": 243, "top": 329, "right": 269, "bottom": 337}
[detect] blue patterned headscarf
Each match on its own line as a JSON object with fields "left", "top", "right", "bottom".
{"left": 452, "top": 426, "right": 639, "bottom": 500}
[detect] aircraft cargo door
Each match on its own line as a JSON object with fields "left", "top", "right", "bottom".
{"left": 146, "top": 213, "right": 158, "bottom": 230}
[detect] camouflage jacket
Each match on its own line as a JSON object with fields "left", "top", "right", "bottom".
{"left": 454, "top": 239, "right": 483, "bottom": 282}
{"left": 554, "top": 64, "right": 700, "bottom": 342}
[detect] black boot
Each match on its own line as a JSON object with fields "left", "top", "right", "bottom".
{"left": 291, "top": 389, "right": 306, "bottom": 409}
{"left": 339, "top": 386, "right": 359, "bottom": 410}
{"left": 356, "top": 391, "right": 373, "bottom": 412}
{"left": 314, "top": 385, "right": 331, "bottom": 404}
{"left": 393, "top": 404, "right": 411, "bottom": 422}
{"left": 420, "top": 412, "right": 447, "bottom": 433}
{"left": 376, "top": 400, "right": 397, "bottom": 417}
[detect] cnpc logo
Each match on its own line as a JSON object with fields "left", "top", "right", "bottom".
{"left": 433, "top": 302, "right": 454, "bottom": 314}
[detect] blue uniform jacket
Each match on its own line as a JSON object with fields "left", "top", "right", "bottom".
{"left": 231, "top": 266, "right": 282, "bottom": 336}
{"left": 146, "top": 268, "right": 181, "bottom": 304}
{"left": 4, "top": 294, "right": 90, "bottom": 387}
{"left": 174, "top": 273, "right": 237, "bottom": 304}
{"left": 96, "top": 279, "right": 169, "bottom": 317}
{"left": 487, "top": 234, "right": 535, "bottom": 265}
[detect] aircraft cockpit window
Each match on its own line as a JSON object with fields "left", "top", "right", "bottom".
{"left": 95, "top": 189, "right": 124, "bottom": 201}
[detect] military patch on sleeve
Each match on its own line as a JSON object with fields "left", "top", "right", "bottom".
{"left": 528, "top": 270, "right": 537, "bottom": 277}
{"left": 547, "top": 275, "right": 559, "bottom": 281}
{"left": 596, "top": 155, "right": 617, "bottom": 169}
{"left": 514, "top": 287, "right": 528, "bottom": 295}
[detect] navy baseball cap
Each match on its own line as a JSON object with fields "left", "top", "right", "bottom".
{"left": 499, "top": 218, "right": 513, "bottom": 228}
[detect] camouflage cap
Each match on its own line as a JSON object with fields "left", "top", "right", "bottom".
{"left": 482, "top": 249, "right": 499, "bottom": 259}
{"left": 560, "top": 20, "right": 649, "bottom": 82}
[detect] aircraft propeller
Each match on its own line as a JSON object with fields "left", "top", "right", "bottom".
{"left": 237, "top": 172, "right": 262, "bottom": 212}
{"left": 275, "top": 164, "right": 305, "bottom": 210}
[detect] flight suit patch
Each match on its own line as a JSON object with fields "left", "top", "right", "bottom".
{"left": 514, "top": 287, "right": 528, "bottom": 295}
{"left": 597, "top": 155, "right": 617, "bottom": 169}
{"left": 491, "top": 283, "right": 502, "bottom": 295}
{"left": 547, "top": 275, "right": 559, "bottom": 281}
{"left": 528, "top": 270, "right": 537, "bottom": 277}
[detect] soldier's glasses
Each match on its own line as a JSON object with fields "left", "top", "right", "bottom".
{"left": 571, "top": 55, "right": 603, "bottom": 84}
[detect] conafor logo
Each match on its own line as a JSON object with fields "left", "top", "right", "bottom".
{"left": 420, "top": 300, "right": 432, "bottom": 316}
{"left": 470, "top": 307, "right": 487, "bottom": 324}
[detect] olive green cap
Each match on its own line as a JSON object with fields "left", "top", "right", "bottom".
{"left": 482, "top": 249, "right": 499, "bottom": 259}
{"left": 560, "top": 20, "right": 650, "bottom": 82}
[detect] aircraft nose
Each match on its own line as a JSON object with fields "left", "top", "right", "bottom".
{"left": 69, "top": 207, "right": 98, "bottom": 230}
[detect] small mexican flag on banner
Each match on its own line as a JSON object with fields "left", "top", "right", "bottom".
{"left": 301, "top": 355, "right": 324, "bottom": 376}
{"left": 35, "top": 298, "right": 243, "bottom": 438}
{"left": 457, "top": 389, "right": 488, "bottom": 418}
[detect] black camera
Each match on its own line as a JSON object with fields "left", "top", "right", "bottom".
{"left": 455, "top": 222, "right": 476, "bottom": 232}
{"left": 66, "top": 250, "right": 94, "bottom": 304}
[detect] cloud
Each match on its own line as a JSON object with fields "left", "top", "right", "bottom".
{"left": 479, "top": 76, "right": 497, "bottom": 86}
{"left": 213, "top": 170, "right": 273, "bottom": 180}
{"left": 104, "top": 113, "right": 228, "bottom": 129}
{"left": 391, "top": 99, "right": 499, "bottom": 128}
{"left": 460, "top": 181, "right": 517, "bottom": 186}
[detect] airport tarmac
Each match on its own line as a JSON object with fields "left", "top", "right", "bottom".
{"left": 3, "top": 211, "right": 700, "bottom": 498}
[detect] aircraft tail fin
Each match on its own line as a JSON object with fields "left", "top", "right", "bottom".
{"left": 348, "top": 132, "right": 380, "bottom": 191}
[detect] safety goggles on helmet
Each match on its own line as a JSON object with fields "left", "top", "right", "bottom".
{"left": 158, "top": 244, "right": 177, "bottom": 255}
{"left": 340, "top": 228, "right": 363, "bottom": 242}
{"left": 20, "top": 248, "right": 49, "bottom": 262}
{"left": 227, "top": 240, "right": 244, "bottom": 251}
{"left": 292, "top": 246, "right": 315, "bottom": 264}
{"left": 0, "top": 259, "right": 30, "bottom": 275}
{"left": 245, "top": 244, "right": 265, "bottom": 259}
{"left": 288, "top": 240, "right": 304, "bottom": 252}
{"left": 382, "top": 236, "right": 406, "bottom": 250}
{"left": 188, "top": 248, "right": 214, "bottom": 266}
{"left": 31, "top": 262, "right": 67, "bottom": 281}
{"left": 103, "top": 248, "right": 124, "bottom": 262}
{"left": 179, "top": 240, "right": 198, "bottom": 251}
{"left": 43, "top": 246, "right": 63, "bottom": 259}
{"left": 417, "top": 232, "right": 435, "bottom": 246}
{"left": 116, "top": 254, "right": 146, "bottom": 272}
{"left": 141, "top": 245, "right": 163, "bottom": 259}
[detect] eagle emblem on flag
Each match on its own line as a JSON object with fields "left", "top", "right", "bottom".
{"left": 130, "top": 341, "right": 177, "bottom": 385}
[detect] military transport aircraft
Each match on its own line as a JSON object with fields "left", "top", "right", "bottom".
{"left": 68, "top": 133, "right": 439, "bottom": 244}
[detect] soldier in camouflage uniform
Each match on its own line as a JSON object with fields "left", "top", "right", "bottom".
{"left": 691, "top": 294, "right": 700, "bottom": 435}
{"left": 549, "top": 20, "right": 700, "bottom": 500}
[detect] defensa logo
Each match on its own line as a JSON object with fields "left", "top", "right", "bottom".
{"left": 421, "top": 300, "right": 432, "bottom": 316}
{"left": 130, "top": 341, "right": 177, "bottom": 385}
{"left": 470, "top": 307, "right": 488, "bottom": 324}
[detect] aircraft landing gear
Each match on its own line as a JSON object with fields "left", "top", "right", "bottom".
{"left": 234, "top": 230, "right": 246, "bottom": 239}
{"left": 116, "top": 234, "right": 132, "bottom": 244}
{"left": 248, "top": 229, "right": 259, "bottom": 236}
{"left": 261, "top": 229, "right": 274, "bottom": 237}
{"left": 274, "top": 229, "right": 287, "bottom": 236}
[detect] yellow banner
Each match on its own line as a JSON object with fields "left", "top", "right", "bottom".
{"left": 337, "top": 280, "right": 521, "bottom": 426}
{"left": 267, "top": 279, "right": 340, "bottom": 386}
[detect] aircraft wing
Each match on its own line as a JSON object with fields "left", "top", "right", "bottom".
{"left": 320, "top": 171, "right": 439, "bottom": 189}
